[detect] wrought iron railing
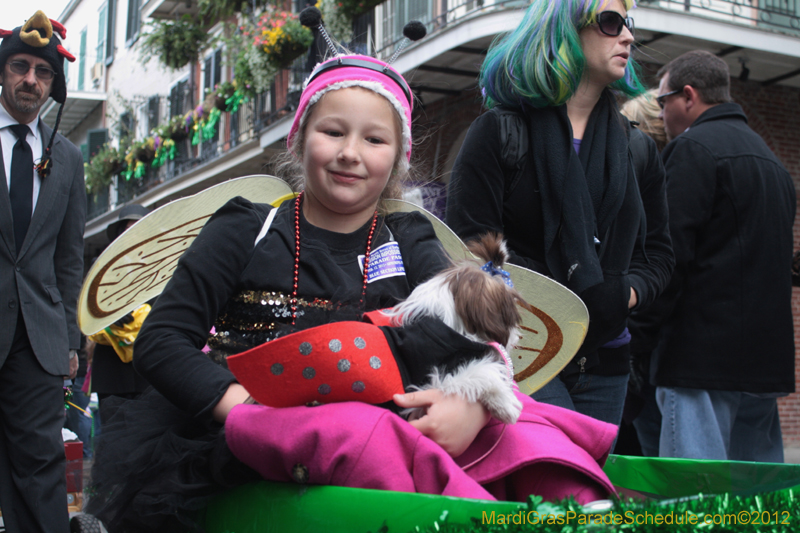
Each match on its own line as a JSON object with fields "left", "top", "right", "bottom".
{"left": 86, "top": 188, "right": 110, "bottom": 221}
{"left": 639, "top": 0, "right": 799, "bottom": 33}
{"left": 372, "top": 0, "right": 799, "bottom": 56}
{"left": 94, "top": 92, "right": 268, "bottom": 210}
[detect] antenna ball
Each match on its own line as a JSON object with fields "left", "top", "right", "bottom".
{"left": 403, "top": 21, "right": 426, "bottom": 42}
{"left": 299, "top": 7, "right": 323, "bottom": 28}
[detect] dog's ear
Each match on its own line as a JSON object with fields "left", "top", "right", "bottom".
{"left": 466, "top": 233, "right": 510, "bottom": 266}
{"left": 449, "top": 269, "right": 520, "bottom": 346}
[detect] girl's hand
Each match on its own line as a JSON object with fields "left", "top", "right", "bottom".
{"left": 393, "top": 389, "right": 491, "bottom": 458}
{"left": 213, "top": 382, "right": 252, "bottom": 423}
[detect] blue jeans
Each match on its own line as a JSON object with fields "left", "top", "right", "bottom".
{"left": 532, "top": 372, "right": 630, "bottom": 427}
{"left": 657, "top": 386, "right": 784, "bottom": 462}
{"left": 64, "top": 377, "right": 93, "bottom": 458}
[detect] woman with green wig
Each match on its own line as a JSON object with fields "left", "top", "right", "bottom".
{"left": 446, "top": 0, "right": 674, "bottom": 429}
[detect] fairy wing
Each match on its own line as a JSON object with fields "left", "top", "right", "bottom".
{"left": 78, "top": 176, "right": 294, "bottom": 335}
{"left": 384, "top": 199, "right": 589, "bottom": 394}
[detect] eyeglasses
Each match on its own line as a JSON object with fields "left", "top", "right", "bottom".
{"left": 596, "top": 11, "right": 635, "bottom": 38}
{"left": 7, "top": 60, "right": 56, "bottom": 81}
{"left": 656, "top": 89, "right": 682, "bottom": 109}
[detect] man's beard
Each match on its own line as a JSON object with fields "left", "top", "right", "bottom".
{"left": 10, "top": 84, "right": 45, "bottom": 114}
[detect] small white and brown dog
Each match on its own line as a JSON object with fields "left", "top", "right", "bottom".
{"left": 386, "top": 233, "right": 524, "bottom": 424}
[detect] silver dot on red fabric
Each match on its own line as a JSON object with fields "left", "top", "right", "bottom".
{"left": 318, "top": 384, "right": 331, "bottom": 395}
{"left": 303, "top": 367, "right": 316, "bottom": 379}
{"left": 270, "top": 363, "right": 284, "bottom": 375}
{"left": 354, "top": 337, "right": 366, "bottom": 349}
{"left": 337, "top": 359, "right": 351, "bottom": 372}
{"left": 299, "top": 342, "right": 312, "bottom": 355}
{"left": 352, "top": 381, "right": 365, "bottom": 393}
{"left": 369, "top": 356, "right": 381, "bottom": 369}
{"left": 329, "top": 339, "right": 342, "bottom": 352}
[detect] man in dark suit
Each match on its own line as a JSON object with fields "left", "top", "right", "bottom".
{"left": 0, "top": 11, "right": 84, "bottom": 531}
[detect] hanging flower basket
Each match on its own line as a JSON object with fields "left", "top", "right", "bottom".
{"left": 239, "top": 7, "right": 313, "bottom": 93}
{"left": 131, "top": 139, "right": 156, "bottom": 164}
{"left": 270, "top": 40, "right": 309, "bottom": 69}
{"left": 140, "top": 15, "right": 210, "bottom": 71}
{"left": 212, "top": 82, "right": 237, "bottom": 111}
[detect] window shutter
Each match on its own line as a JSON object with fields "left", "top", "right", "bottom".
{"left": 87, "top": 129, "right": 109, "bottom": 160}
{"left": 97, "top": 4, "right": 107, "bottom": 63}
{"left": 148, "top": 96, "right": 160, "bottom": 131}
{"left": 105, "top": 0, "right": 116, "bottom": 65}
{"left": 78, "top": 29, "right": 87, "bottom": 91}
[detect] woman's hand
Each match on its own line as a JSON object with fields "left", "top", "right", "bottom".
{"left": 393, "top": 389, "right": 491, "bottom": 458}
{"left": 628, "top": 287, "right": 638, "bottom": 309}
{"left": 212, "top": 382, "right": 252, "bottom": 423}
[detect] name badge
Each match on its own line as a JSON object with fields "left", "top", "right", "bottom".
{"left": 359, "top": 242, "right": 406, "bottom": 283}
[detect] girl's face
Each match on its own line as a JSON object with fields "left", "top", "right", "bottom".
{"left": 580, "top": 0, "right": 634, "bottom": 89}
{"left": 302, "top": 87, "right": 400, "bottom": 230}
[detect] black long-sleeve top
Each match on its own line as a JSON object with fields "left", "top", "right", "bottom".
{"left": 134, "top": 197, "right": 486, "bottom": 419}
{"left": 446, "top": 108, "right": 674, "bottom": 375}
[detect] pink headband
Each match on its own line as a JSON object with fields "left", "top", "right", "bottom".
{"left": 287, "top": 55, "right": 413, "bottom": 161}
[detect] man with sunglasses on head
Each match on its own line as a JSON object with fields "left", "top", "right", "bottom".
{"left": 641, "top": 50, "right": 796, "bottom": 462}
{"left": 0, "top": 11, "right": 84, "bottom": 532}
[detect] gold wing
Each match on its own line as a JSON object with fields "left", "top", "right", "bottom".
{"left": 384, "top": 199, "right": 588, "bottom": 394}
{"left": 78, "top": 176, "right": 295, "bottom": 335}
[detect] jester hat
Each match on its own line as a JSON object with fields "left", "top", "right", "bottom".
{"left": 0, "top": 10, "right": 76, "bottom": 104}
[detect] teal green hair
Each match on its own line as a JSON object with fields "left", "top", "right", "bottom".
{"left": 480, "top": 0, "right": 645, "bottom": 109}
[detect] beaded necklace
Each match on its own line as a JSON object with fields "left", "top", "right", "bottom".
{"left": 291, "top": 192, "right": 379, "bottom": 325}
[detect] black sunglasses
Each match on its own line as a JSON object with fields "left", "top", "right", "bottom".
{"left": 656, "top": 89, "right": 682, "bottom": 109}
{"left": 596, "top": 11, "right": 635, "bottom": 38}
{"left": 8, "top": 60, "right": 56, "bottom": 81}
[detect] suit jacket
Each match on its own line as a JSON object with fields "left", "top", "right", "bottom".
{"left": 0, "top": 119, "right": 86, "bottom": 376}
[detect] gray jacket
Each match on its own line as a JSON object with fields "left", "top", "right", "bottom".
{"left": 0, "top": 120, "right": 85, "bottom": 376}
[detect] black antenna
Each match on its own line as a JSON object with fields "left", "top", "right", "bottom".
{"left": 299, "top": 7, "right": 338, "bottom": 59}
{"left": 387, "top": 21, "right": 427, "bottom": 65}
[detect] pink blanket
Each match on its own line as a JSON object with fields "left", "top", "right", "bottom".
{"left": 225, "top": 391, "right": 616, "bottom": 504}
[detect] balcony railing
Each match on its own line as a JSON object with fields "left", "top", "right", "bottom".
{"left": 114, "top": 92, "right": 270, "bottom": 205}
{"left": 372, "top": 0, "right": 799, "bottom": 56}
{"left": 635, "top": 0, "right": 798, "bottom": 34}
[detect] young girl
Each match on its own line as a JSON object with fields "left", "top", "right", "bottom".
{"left": 89, "top": 55, "right": 618, "bottom": 532}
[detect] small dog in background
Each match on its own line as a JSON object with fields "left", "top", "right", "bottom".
{"left": 386, "top": 233, "right": 525, "bottom": 424}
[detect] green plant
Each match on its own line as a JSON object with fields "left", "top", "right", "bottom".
{"left": 84, "top": 144, "right": 124, "bottom": 193}
{"left": 140, "top": 15, "right": 210, "bottom": 70}
{"left": 338, "top": 0, "right": 385, "bottom": 19}
{"left": 320, "top": 0, "right": 353, "bottom": 44}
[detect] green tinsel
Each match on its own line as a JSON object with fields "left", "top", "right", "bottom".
{"left": 134, "top": 161, "right": 146, "bottom": 179}
{"left": 122, "top": 168, "right": 133, "bottom": 181}
{"left": 202, "top": 108, "right": 221, "bottom": 142}
{"left": 407, "top": 489, "right": 799, "bottom": 533}
{"left": 192, "top": 123, "right": 203, "bottom": 146}
{"left": 226, "top": 89, "right": 246, "bottom": 114}
{"left": 152, "top": 140, "right": 177, "bottom": 169}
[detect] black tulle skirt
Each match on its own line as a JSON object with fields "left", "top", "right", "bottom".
{"left": 86, "top": 389, "right": 260, "bottom": 532}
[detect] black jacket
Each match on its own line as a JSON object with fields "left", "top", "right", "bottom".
{"left": 648, "top": 103, "right": 796, "bottom": 393}
{"left": 446, "top": 107, "right": 674, "bottom": 376}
